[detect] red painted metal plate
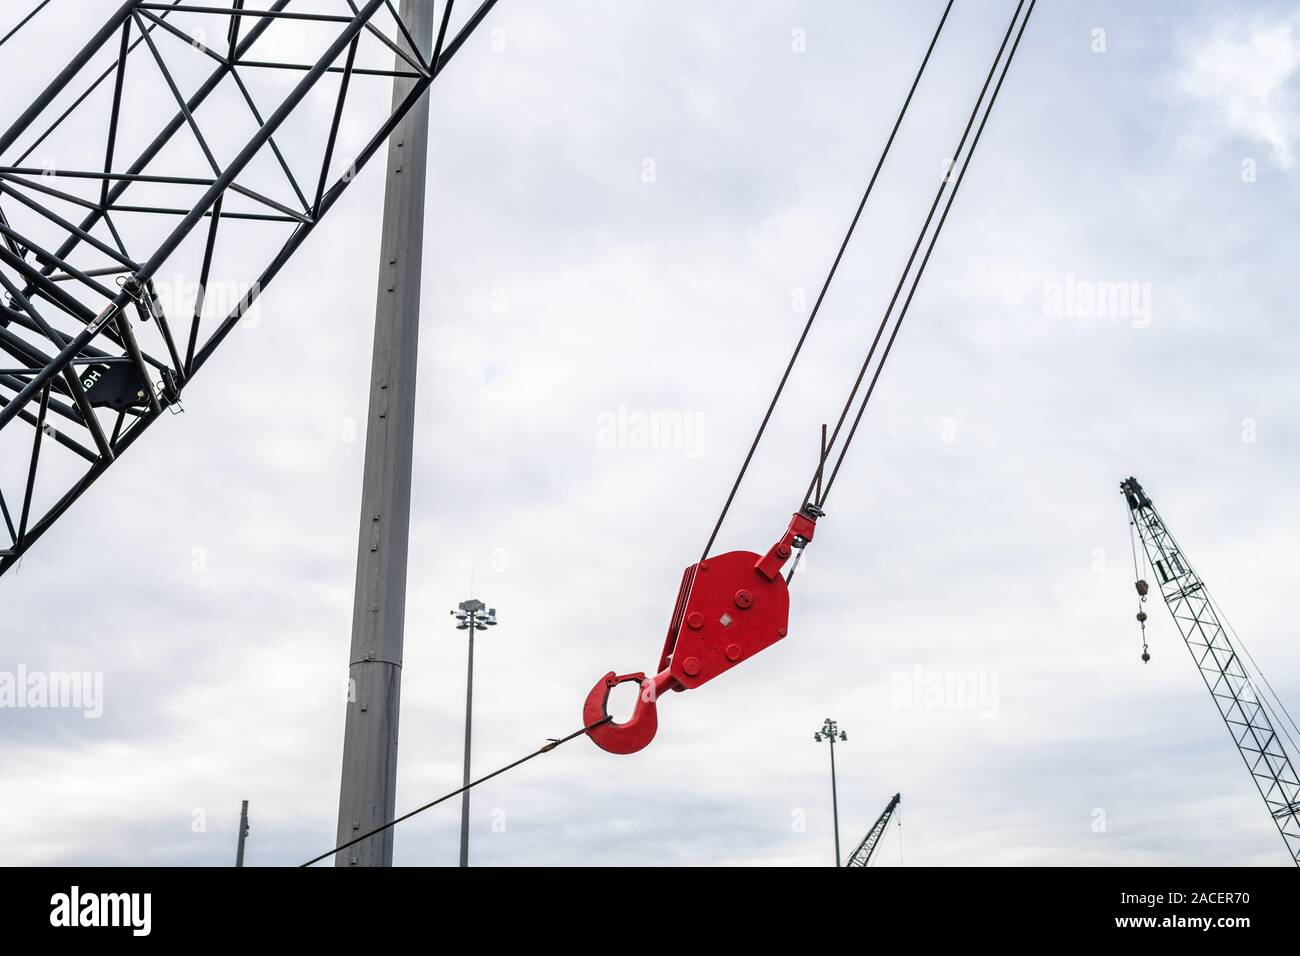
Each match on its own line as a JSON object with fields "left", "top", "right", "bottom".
{"left": 665, "top": 549, "right": 791, "bottom": 690}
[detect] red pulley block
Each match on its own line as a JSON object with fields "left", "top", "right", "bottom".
{"left": 584, "top": 506, "right": 820, "bottom": 754}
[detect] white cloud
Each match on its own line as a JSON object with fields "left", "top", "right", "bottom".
{"left": 1179, "top": 9, "right": 1300, "bottom": 167}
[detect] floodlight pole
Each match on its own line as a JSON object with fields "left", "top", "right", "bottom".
{"left": 460, "top": 608, "right": 476, "bottom": 867}
{"left": 452, "top": 599, "right": 497, "bottom": 866}
{"left": 814, "top": 718, "right": 847, "bottom": 866}
{"left": 335, "top": 0, "right": 435, "bottom": 867}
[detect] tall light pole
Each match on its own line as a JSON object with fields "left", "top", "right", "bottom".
{"left": 814, "top": 717, "right": 847, "bottom": 866}
{"left": 452, "top": 599, "right": 497, "bottom": 866}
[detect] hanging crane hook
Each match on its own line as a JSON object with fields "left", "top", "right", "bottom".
{"left": 1138, "top": 609, "right": 1150, "bottom": 662}
{"left": 584, "top": 506, "right": 822, "bottom": 755}
{"left": 583, "top": 671, "right": 680, "bottom": 755}
{"left": 1135, "top": 578, "right": 1150, "bottom": 661}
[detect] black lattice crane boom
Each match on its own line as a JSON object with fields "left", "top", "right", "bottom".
{"left": 0, "top": 0, "right": 495, "bottom": 576}
{"left": 844, "top": 792, "right": 900, "bottom": 868}
{"left": 1122, "top": 477, "right": 1300, "bottom": 866}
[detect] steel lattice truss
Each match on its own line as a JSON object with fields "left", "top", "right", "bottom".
{"left": 0, "top": 0, "right": 493, "bottom": 575}
{"left": 1124, "top": 479, "right": 1300, "bottom": 866}
{"left": 845, "top": 792, "right": 899, "bottom": 867}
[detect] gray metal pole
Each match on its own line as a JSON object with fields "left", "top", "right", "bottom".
{"left": 829, "top": 736, "right": 841, "bottom": 867}
{"left": 335, "top": 0, "right": 435, "bottom": 867}
{"left": 235, "top": 800, "right": 249, "bottom": 868}
{"left": 459, "top": 618, "right": 474, "bottom": 867}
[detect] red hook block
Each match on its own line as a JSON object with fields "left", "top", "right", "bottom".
{"left": 584, "top": 508, "right": 820, "bottom": 754}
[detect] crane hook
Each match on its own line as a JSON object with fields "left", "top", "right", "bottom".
{"left": 583, "top": 507, "right": 821, "bottom": 755}
{"left": 1136, "top": 598, "right": 1150, "bottom": 663}
{"left": 1134, "top": 579, "right": 1151, "bottom": 663}
{"left": 583, "top": 670, "right": 681, "bottom": 755}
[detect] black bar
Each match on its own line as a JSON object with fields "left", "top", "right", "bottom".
{"left": 0, "top": 0, "right": 138, "bottom": 155}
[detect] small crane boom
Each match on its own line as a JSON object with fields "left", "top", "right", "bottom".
{"left": 844, "top": 793, "right": 901, "bottom": 868}
{"left": 1121, "top": 477, "right": 1300, "bottom": 866}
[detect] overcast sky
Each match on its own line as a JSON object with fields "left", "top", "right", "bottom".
{"left": 3, "top": 0, "right": 1300, "bottom": 867}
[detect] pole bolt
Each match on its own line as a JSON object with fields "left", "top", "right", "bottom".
{"left": 734, "top": 589, "right": 753, "bottom": 608}
{"left": 682, "top": 657, "right": 702, "bottom": 676}
{"left": 686, "top": 611, "right": 704, "bottom": 630}
{"left": 725, "top": 644, "right": 742, "bottom": 662}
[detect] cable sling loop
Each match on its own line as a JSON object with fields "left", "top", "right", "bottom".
{"left": 699, "top": 0, "right": 956, "bottom": 563}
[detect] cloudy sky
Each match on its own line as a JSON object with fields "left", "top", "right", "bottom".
{"left": 3, "top": 0, "right": 1300, "bottom": 867}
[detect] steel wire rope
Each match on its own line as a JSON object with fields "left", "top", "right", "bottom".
{"left": 699, "top": 0, "right": 957, "bottom": 561}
